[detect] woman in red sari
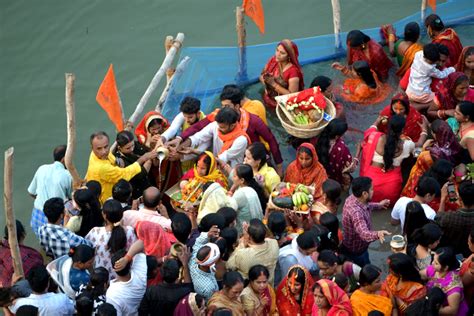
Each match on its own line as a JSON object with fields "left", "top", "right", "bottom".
{"left": 456, "top": 46, "right": 474, "bottom": 87}
{"left": 260, "top": 39, "right": 304, "bottom": 108}
{"left": 276, "top": 265, "right": 314, "bottom": 316}
{"left": 284, "top": 143, "right": 328, "bottom": 200}
{"left": 312, "top": 279, "right": 352, "bottom": 316}
{"left": 425, "top": 14, "right": 463, "bottom": 67}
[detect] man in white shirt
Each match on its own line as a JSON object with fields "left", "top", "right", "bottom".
{"left": 9, "top": 265, "right": 74, "bottom": 316}
{"left": 391, "top": 176, "right": 440, "bottom": 230}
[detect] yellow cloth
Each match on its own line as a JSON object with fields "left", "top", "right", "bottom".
{"left": 85, "top": 152, "right": 141, "bottom": 204}
{"left": 242, "top": 99, "right": 267, "bottom": 125}
{"left": 241, "top": 285, "right": 277, "bottom": 315}
{"left": 208, "top": 291, "right": 245, "bottom": 316}
{"left": 350, "top": 289, "right": 393, "bottom": 316}
{"left": 192, "top": 151, "right": 228, "bottom": 189}
{"left": 258, "top": 163, "right": 281, "bottom": 195}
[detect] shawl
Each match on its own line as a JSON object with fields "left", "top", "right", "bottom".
{"left": 396, "top": 42, "right": 423, "bottom": 77}
{"left": 380, "top": 274, "right": 426, "bottom": 314}
{"left": 197, "top": 182, "right": 238, "bottom": 223}
{"left": 429, "top": 120, "right": 463, "bottom": 163}
{"left": 455, "top": 45, "right": 474, "bottom": 74}
{"left": 350, "top": 289, "right": 393, "bottom": 316}
{"left": 432, "top": 28, "right": 463, "bottom": 67}
{"left": 379, "top": 105, "right": 422, "bottom": 142}
{"left": 264, "top": 39, "right": 304, "bottom": 89}
{"left": 217, "top": 122, "right": 251, "bottom": 155}
{"left": 312, "top": 279, "right": 352, "bottom": 316}
{"left": 192, "top": 151, "right": 228, "bottom": 189}
{"left": 435, "top": 71, "right": 470, "bottom": 110}
{"left": 134, "top": 111, "right": 170, "bottom": 147}
{"left": 284, "top": 143, "right": 328, "bottom": 198}
{"left": 173, "top": 293, "right": 203, "bottom": 316}
{"left": 241, "top": 285, "right": 277, "bottom": 316}
{"left": 348, "top": 38, "right": 393, "bottom": 81}
{"left": 276, "top": 265, "right": 314, "bottom": 316}
{"left": 136, "top": 221, "right": 176, "bottom": 258}
{"left": 401, "top": 151, "right": 434, "bottom": 197}
{"left": 208, "top": 291, "right": 245, "bottom": 316}
{"left": 360, "top": 126, "right": 383, "bottom": 177}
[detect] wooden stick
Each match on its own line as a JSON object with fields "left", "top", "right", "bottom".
{"left": 236, "top": 6, "right": 248, "bottom": 82}
{"left": 164, "top": 36, "right": 175, "bottom": 83}
{"left": 64, "top": 73, "right": 83, "bottom": 189}
{"left": 421, "top": 0, "right": 427, "bottom": 23}
{"left": 331, "top": 0, "right": 342, "bottom": 49}
{"left": 155, "top": 56, "right": 191, "bottom": 112}
{"left": 128, "top": 33, "right": 184, "bottom": 124}
{"left": 4, "top": 147, "right": 24, "bottom": 279}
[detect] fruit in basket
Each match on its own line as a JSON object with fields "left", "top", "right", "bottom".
{"left": 273, "top": 196, "right": 294, "bottom": 209}
{"left": 286, "top": 87, "right": 327, "bottom": 111}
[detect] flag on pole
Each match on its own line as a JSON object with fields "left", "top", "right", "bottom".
{"left": 243, "top": 0, "right": 265, "bottom": 34}
{"left": 96, "top": 64, "right": 124, "bottom": 131}
{"left": 428, "top": 0, "right": 436, "bottom": 12}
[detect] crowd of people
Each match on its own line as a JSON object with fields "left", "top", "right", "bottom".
{"left": 0, "top": 13, "right": 473, "bottom": 316}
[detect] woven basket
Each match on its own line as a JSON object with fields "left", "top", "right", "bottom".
{"left": 275, "top": 94, "right": 336, "bottom": 138}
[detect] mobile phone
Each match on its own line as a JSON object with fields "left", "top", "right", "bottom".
{"left": 447, "top": 182, "right": 457, "bottom": 202}
{"left": 64, "top": 200, "right": 80, "bottom": 216}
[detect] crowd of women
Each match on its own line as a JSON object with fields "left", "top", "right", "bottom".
{"left": 1, "top": 13, "right": 474, "bottom": 316}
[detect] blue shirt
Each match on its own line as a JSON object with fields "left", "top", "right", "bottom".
{"left": 28, "top": 161, "right": 72, "bottom": 210}
{"left": 69, "top": 267, "right": 90, "bottom": 291}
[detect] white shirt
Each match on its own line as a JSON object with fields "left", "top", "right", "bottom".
{"left": 189, "top": 121, "right": 248, "bottom": 167}
{"left": 9, "top": 292, "right": 75, "bottom": 315}
{"left": 106, "top": 253, "right": 147, "bottom": 316}
{"left": 161, "top": 112, "right": 185, "bottom": 141}
{"left": 406, "top": 51, "right": 455, "bottom": 96}
{"left": 122, "top": 208, "right": 172, "bottom": 232}
{"left": 391, "top": 196, "right": 436, "bottom": 230}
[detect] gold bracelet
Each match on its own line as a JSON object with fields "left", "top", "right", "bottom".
{"left": 388, "top": 34, "right": 396, "bottom": 42}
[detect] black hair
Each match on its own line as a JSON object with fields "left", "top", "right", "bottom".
{"left": 353, "top": 60, "right": 377, "bottom": 89}
{"left": 111, "top": 249, "right": 132, "bottom": 277}
{"left": 147, "top": 118, "right": 163, "bottom": 131}
{"left": 296, "top": 231, "right": 317, "bottom": 251}
{"left": 435, "top": 247, "right": 459, "bottom": 271}
{"left": 384, "top": 115, "right": 406, "bottom": 170}
{"left": 359, "top": 264, "right": 381, "bottom": 286}
{"left": 248, "top": 264, "right": 270, "bottom": 281}
{"left": 146, "top": 255, "right": 159, "bottom": 280}
{"left": 311, "top": 224, "right": 338, "bottom": 252}
{"left": 391, "top": 94, "right": 410, "bottom": 116}
{"left": 322, "top": 179, "right": 342, "bottom": 205}
{"left": 423, "top": 43, "right": 440, "bottom": 63}
{"left": 102, "top": 199, "right": 126, "bottom": 254}
{"left": 436, "top": 43, "right": 450, "bottom": 57}
{"left": 16, "top": 305, "right": 39, "bottom": 316}
{"left": 411, "top": 223, "right": 443, "bottom": 248}
{"left": 199, "top": 213, "right": 226, "bottom": 232}
{"left": 215, "top": 107, "right": 239, "bottom": 125}
{"left": 112, "top": 179, "right": 133, "bottom": 204}
{"left": 235, "top": 164, "right": 267, "bottom": 212}
{"left": 85, "top": 180, "right": 102, "bottom": 200}
{"left": 171, "top": 212, "right": 192, "bottom": 244}
{"left": 220, "top": 227, "right": 238, "bottom": 254}
{"left": 247, "top": 219, "right": 267, "bottom": 244}
{"left": 416, "top": 176, "right": 441, "bottom": 197}
{"left": 217, "top": 207, "right": 237, "bottom": 228}
{"left": 267, "top": 211, "right": 287, "bottom": 241}
{"left": 404, "top": 22, "right": 420, "bottom": 43}
{"left": 425, "top": 14, "right": 444, "bottom": 31}
{"left": 319, "top": 213, "right": 340, "bottom": 246}
{"left": 212, "top": 237, "right": 229, "bottom": 260}
{"left": 27, "top": 265, "right": 49, "bottom": 293}
{"left": 90, "top": 131, "right": 109, "bottom": 144}
{"left": 0, "top": 287, "right": 12, "bottom": 307}
{"left": 388, "top": 253, "right": 422, "bottom": 283}
{"left": 368, "top": 311, "right": 384, "bottom": 316}
{"left": 316, "top": 119, "right": 348, "bottom": 170}
{"left": 196, "top": 152, "right": 212, "bottom": 175}
{"left": 459, "top": 181, "right": 474, "bottom": 207}
{"left": 297, "top": 146, "right": 314, "bottom": 161}
{"left": 115, "top": 130, "right": 135, "bottom": 147}
{"left": 458, "top": 101, "right": 474, "bottom": 122}
{"left": 70, "top": 244, "right": 95, "bottom": 264}
{"left": 470, "top": 226, "right": 474, "bottom": 243}
{"left": 212, "top": 309, "right": 232, "bottom": 316}
{"left": 196, "top": 245, "right": 212, "bottom": 262}
{"left": 317, "top": 249, "right": 341, "bottom": 266}
{"left": 53, "top": 145, "right": 67, "bottom": 162}
{"left": 351, "top": 177, "right": 372, "bottom": 198}
{"left": 97, "top": 303, "right": 117, "bottom": 316}
{"left": 180, "top": 96, "right": 201, "bottom": 114}
{"left": 405, "top": 286, "right": 446, "bottom": 316}
{"left": 74, "top": 188, "right": 103, "bottom": 237}
{"left": 425, "top": 159, "right": 453, "bottom": 194}
{"left": 333, "top": 273, "right": 349, "bottom": 290}
{"left": 247, "top": 142, "right": 269, "bottom": 170}
{"left": 162, "top": 258, "right": 180, "bottom": 283}
{"left": 75, "top": 292, "right": 94, "bottom": 316}
{"left": 347, "top": 30, "right": 370, "bottom": 47}
{"left": 142, "top": 187, "right": 161, "bottom": 209}
{"left": 4, "top": 219, "right": 26, "bottom": 242}
{"left": 43, "top": 197, "right": 65, "bottom": 223}
{"left": 222, "top": 271, "right": 244, "bottom": 289}
{"left": 80, "top": 267, "right": 109, "bottom": 300}
{"left": 403, "top": 201, "right": 430, "bottom": 242}
{"left": 220, "top": 85, "right": 245, "bottom": 105}
{"left": 310, "top": 76, "right": 332, "bottom": 92}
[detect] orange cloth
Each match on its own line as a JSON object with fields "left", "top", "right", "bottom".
{"left": 134, "top": 111, "right": 170, "bottom": 147}
{"left": 96, "top": 64, "right": 124, "bottom": 131}
{"left": 340, "top": 70, "right": 392, "bottom": 105}
{"left": 428, "top": 0, "right": 436, "bottom": 12}
{"left": 350, "top": 289, "right": 393, "bottom": 316}
{"left": 313, "top": 279, "right": 352, "bottom": 316}
{"left": 136, "top": 221, "right": 176, "bottom": 258}
{"left": 396, "top": 43, "right": 423, "bottom": 77}
{"left": 401, "top": 150, "right": 434, "bottom": 197}
{"left": 380, "top": 274, "right": 426, "bottom": 315}
{"left": 243, "top": 0, "right": 265, "bottom": 34}
{"left": 217, "top": 123, "right": 251, "bottom": 155}
{"left": 276, "top": 265, "right": 314, "bottom": 316}
{"left": 242, "top": 99, "right": 267, "bottom": 125}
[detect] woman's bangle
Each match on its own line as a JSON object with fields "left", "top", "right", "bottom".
{"left": 420, "top": 131, "right": 428, "bottom": 136}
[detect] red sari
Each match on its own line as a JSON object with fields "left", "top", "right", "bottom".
{"left": 379, "top": 105, "right": 422, "bottom": 142}
{"left": 432, "top": 28, "right": 463, "bottom": 67}
{"left": 311, "top": 279, "right": 352, "bottom": 316}
{"left": 276, "top": 265, "right": 314, "bottom": 316}
{"left": 435, "top": 72, "right": 474, "bottom": 111}
{"left": 134, "top": 111, "right": 170, "bottom": 147}
{"left": 348, "top": 39, "right": 393, "bottom": 81}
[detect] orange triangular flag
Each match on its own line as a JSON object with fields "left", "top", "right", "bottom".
{"left": 428, "top": 0, "right": 436, "bottom": 12}
{"left": 243, "top": 0, "right": 265, "bottom": 34}
{"left": 96, "top": 64, "right": 124, "bottom": 131}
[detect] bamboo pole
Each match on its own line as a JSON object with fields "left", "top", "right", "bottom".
{"left": 155, "top": 56, "right": 191, "bottom": 112}
{"left": 421, "top": 0, "right": 427, "bottom": 23}
{"left": 331, "top": 0, "right": 342, "bottom": 50}
{"left": 128, "top": 32, "right": 184, "bottom": 125}
{"left": 236, "top": 6, "right": 248, "bottom": 83}
{"left": 164, "top": 36, "right": 175, "bottom": 84}
{"left": 4, "top": 147, "right": 24, "bottom": 279}
{"left": 64, "top": 73, "right": 82, "bottom": 189}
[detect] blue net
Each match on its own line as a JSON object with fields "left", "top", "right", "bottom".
{"left": 161, "top": 0, "right": 474, "bottom": 118}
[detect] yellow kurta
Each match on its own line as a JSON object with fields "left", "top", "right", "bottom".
{"left": 85, "top": 152, "right": 141, "bottom": 204}
{"left": 258, "top": 163, "right": 280, "bottom": 195}
{"left": 242, "top": 99, "right": 267, "bottom": 125}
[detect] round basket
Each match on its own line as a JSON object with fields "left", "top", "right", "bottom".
{"left": 276, "top": 96, "right": 336, "bottom": 138}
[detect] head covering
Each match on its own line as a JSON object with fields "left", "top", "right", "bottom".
{"left": 436, "top": 71, "right": 469, "bottom": 110}
{"left": 197, "top": 182, "right": 238, "bottom": 223}
{"left": 136, "top": 221, "right": 176, "bottom": 258}
{"left": 430, "top": 120, "right": 462, "bottom": 163}
{"left": 192, "top": 151, "right": 228, "bottom": 188}
{"left": 455, "top": 46, "right": 474, "bottom": 73}
{"left": 347, "top": 30, "right": 370, "bottom": 48}
{"left": 276, "top": 265, "right": 314, "bottom": 316}
{"left": 279, "top": 39, "right": 302, "bottom": 70}
{"left": 196, "top": 242, "right": 220, "bottom": 266}
{"left": 313, "top": 279, "right": 352, "bottom": 316}
{"left": 173, "top": 293, "right": 203, "bottom": 316}
{"left": 134, "top": 111, "right": 170, "bottom": 146}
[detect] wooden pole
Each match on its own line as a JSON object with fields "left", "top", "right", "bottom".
{"left": 155, "top": 56, "right": 191, "bottom": 112}
{"left": 128, "top": 32, "right": 184, "bottom": 124}
{"left": 164, "top": 36, "right": 175, "bottom": 84}
{"left": 331, "top": 0, "right": 342, "bottom": 50}
{"left": 4, "top": 147, "right": 24, "bottom": 279}
{"left": 421, "top": 0, "right": 427, "bottom": 24}
{"left": 64, "top": 73, "right": 82, "bottom": 189}
{"left": 236, "top": 6, "right": 248, "bottom": 83}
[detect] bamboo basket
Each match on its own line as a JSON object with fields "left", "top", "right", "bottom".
{"left": 275, "top": 93, "right": 336, "bottom": 138}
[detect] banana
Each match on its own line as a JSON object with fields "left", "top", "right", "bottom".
{"left": 297, "top": 192, "right": 303, "bottom": 207}
{"left": 292, "top": 194, "right": 298, "bottom": 207}
{"left": 302, "top": 193, "right": 309, "bottom": 204}
{"left": 300, "top": 186, "right": 310, "bottom": 195}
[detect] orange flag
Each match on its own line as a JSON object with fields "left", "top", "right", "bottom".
{"left": 243, "top": 0, "right": 265, "bottom": 34}
{"left": 96, "top": 64, "right": 124, "bottom": 131}
{"left": 428, "top": 0, "right": 436, "bottom": 12}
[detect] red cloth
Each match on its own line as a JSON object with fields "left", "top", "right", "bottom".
{"left": 400, "top": 67, "right": 445, "bottom": 93}
{"left": 455, "top": 46, "right": 474, "bottom": 73}
{"left": 276, "top": 266, "right": 314, "bottom": 316}
{"left": 379, "top": 104, "right": 422, "bottom": 142}
{"left": 436, "top": 71, "right": 474, "bottom": 110}
{"left": 432, "top": 28, "right": 463, "bottom": 68}
{"left": 136, "top": 221, "right": 176, "bottom": 258}
{"left": 348, "top": 39, "right": 393, "bottom": 81}
{"left": 312, "top": 279, "right": 352, "bottom": 316}
{"left": 327, "top": 138, "right": 352, "bottom": 184}
{"left": 134, "top": 111, "right": 170, "bottom": 146}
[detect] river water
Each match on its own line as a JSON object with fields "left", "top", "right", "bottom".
{"left": 1, "top": 0, "right": 471, "bottom": 272}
